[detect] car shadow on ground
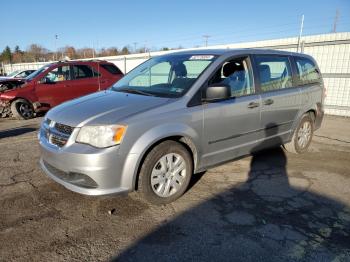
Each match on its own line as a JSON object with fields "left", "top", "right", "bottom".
{"left": 0, "top": 126, "right": 38, "bottom": 139}
{"left": 114, "top": 124, "right": 350, "bottom": 262}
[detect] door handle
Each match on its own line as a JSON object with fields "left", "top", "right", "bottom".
{"left": 263, "top": 99, "right": 274, "bottom": 105}
{"left": 64, "top": 84, "right": 70, "bottom": 88}
{"left": 247, "top": 102, "right": 260, "bottom": 109}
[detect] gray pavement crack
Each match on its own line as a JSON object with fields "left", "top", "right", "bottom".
{"left": 314, "top": 135, "right": 350, "bottom": 144}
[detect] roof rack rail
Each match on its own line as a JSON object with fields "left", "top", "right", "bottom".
{"left": 55, "top": 59, "right": 108, "bottom": 63}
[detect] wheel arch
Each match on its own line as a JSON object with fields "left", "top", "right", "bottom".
{"left": 134, "top": 135, "right": 199, "bottom": 191}
{"left": 125, "top": 125, "right": 201, "bottom": 191}
{"left": 9, "top": 96, "right": 34, "bottom": 105}
{"left": 306, "top": 109, "right": 316, "bottom": 122}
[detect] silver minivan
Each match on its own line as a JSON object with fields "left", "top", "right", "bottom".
{"left": 39, "top": 49, "right": 324, "bottom": 204}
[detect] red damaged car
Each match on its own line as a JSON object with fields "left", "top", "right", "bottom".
{"left": 0, "top": 60, "right": 123, "bottom": 119}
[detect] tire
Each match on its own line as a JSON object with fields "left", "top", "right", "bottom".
{"left": 10, "top": 99, "right": 35, "bottom": 120}
{"left": 138, "top": 140, "right": 193, "bottom": 205}
{"left": 284, "top": 113, "right": 314, "bottom": 154}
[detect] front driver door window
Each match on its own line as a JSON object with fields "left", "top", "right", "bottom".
{"left": 46, "top": 66, "right": 71, "bottom": 83}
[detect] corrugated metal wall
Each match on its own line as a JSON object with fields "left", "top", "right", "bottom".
{"left": 3, "top": 32, "right": 350, "bottom": 116}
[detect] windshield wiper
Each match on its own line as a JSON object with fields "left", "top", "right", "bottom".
{"left": 116, "top": 88, "right": 155, "bottom": 97}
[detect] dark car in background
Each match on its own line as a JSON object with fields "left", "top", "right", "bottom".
{"left": 0, "top": 69, "right": 36, "bottom": 79}
{"left": 0, "top": 60, "right": 123, "bottom": 119}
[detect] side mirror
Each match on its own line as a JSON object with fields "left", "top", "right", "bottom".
{"left": 203, "top": 84, "right": 231, "bottom": 102}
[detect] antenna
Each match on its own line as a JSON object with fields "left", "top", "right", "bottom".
{"left": 54, "top": 34, "right": 58, "bottom": 61}
{"left": 333, "top": 9, "right": 340, "bottom": 33}
{"left": 202, "top": 35, "right": 211, "bottom": 47}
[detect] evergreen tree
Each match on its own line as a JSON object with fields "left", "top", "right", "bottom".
{"left": 1, "top": 46, "right": 12, "bottom": 63}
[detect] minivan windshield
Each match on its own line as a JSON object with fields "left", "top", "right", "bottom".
{"left": 26, "top": 64, "right": 51, "bottom": 81}
{"left": 112, "top": 54, "right": 216, "bottom": 98}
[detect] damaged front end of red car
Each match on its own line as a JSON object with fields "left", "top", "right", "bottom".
{"left": 0, "top": 100, "right": 12, "bottom": 118}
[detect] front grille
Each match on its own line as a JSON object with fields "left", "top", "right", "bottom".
{"left": 55, "top": 123, "right": 73, "bottom": 135}
{"left": 50, "top": 134, "right": 68, "bottom": 147}
{"left": 41, "top": 119, "right": 74, "bottom": 148}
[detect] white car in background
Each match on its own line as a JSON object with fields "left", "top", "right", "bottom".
{"left": 0, "top": 69, "right": 36, "bottom": 79}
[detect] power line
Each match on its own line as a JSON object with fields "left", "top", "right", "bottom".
{"left": 147, "top": 17, "right": 350, "bottom": 48}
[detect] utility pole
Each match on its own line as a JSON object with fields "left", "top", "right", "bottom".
{"left": 333, "top": 9, "right": 340, "bottom": 33}
{"left": 203, "top": 35, "right": 211, "bottom": 47}
{"left": 297, "top": 15, "right": 304, "bottom": 53}
{"left": 54, "top": 34, "right": 58, "bottom": 61}
{"left": 133, "top": 42, "right": 138, "bottom": 53}
{"left": 144, "top": 40, "right": 148, "bottom": 53}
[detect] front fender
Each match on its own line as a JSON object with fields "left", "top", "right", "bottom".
{"left": 120, "top": 123, "right": 201, "bottom": 191}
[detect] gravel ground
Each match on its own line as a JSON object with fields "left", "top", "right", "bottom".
{"left": 0, "top": 116, "right": 349, "bottom": 262}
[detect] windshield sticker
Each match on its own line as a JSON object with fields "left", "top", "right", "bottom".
{"left": 189, "top": 55, "right": 214, "bottom": 60}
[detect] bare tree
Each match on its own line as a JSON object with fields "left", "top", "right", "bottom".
{"left": 27, "top": 44, "right": 48, "bottom": 62}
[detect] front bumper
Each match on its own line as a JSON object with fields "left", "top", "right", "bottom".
{"left": 0, "top": 100, "right": 11, "bottom": 117}
{"left": 39, "top": 137, "right": 134, "bottom": 196}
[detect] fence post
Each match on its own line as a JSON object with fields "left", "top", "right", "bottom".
{"left": 124, "top": 56, "right": 127, "bottom": 74}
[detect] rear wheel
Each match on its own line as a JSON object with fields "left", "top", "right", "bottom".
{"left": 138, "top": 141, "right": 193, "bottom": 205}
{"left": 11, "top": 99, "right": 35, "bottom": 120}
{"left": 284, "top": 113, "right": 314, "bottom": 154}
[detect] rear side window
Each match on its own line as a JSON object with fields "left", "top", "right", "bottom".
{"left": 101, "top": 64, "right": 122, "bottom": 75}
{"left": 255, "top": 55, "right": 293, "bottom": 92}
{"left": 295, "top": 57, "right": 321, "bottom": 85}
{"left": 72, "top": 65, "right": 96, "bottom": 79}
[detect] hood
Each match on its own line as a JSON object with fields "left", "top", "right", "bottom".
{"left": 0, "top": 78, "right": 26, "bottom": 93}
{"left": 0, "top": 78, "right": 25, "bottom": 83}
{"left": 47, "top": 90, "right": 171, "bottom": 127}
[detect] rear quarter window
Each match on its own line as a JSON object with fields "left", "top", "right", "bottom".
{"left": 101, "top": 64, "right": 123, "bottom": 75}
{"left": 254, "top": 55, "right": 293, "bottom": 92}
{"left": 295, "top": 57, "right": 321, "bottom": 85}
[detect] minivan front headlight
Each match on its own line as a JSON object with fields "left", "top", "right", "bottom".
{"left": 76, "top": 125, "right": 127, "bottom": 148}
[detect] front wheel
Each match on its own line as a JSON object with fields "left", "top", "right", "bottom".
{"left": 284, "top": 113, "right": 314, "bottom": 154}
{"left": 138, "top": 141, "right": 193, "bottom": 205}
{"left": 11, "top": 99, "right": 35, "bottom": 120}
